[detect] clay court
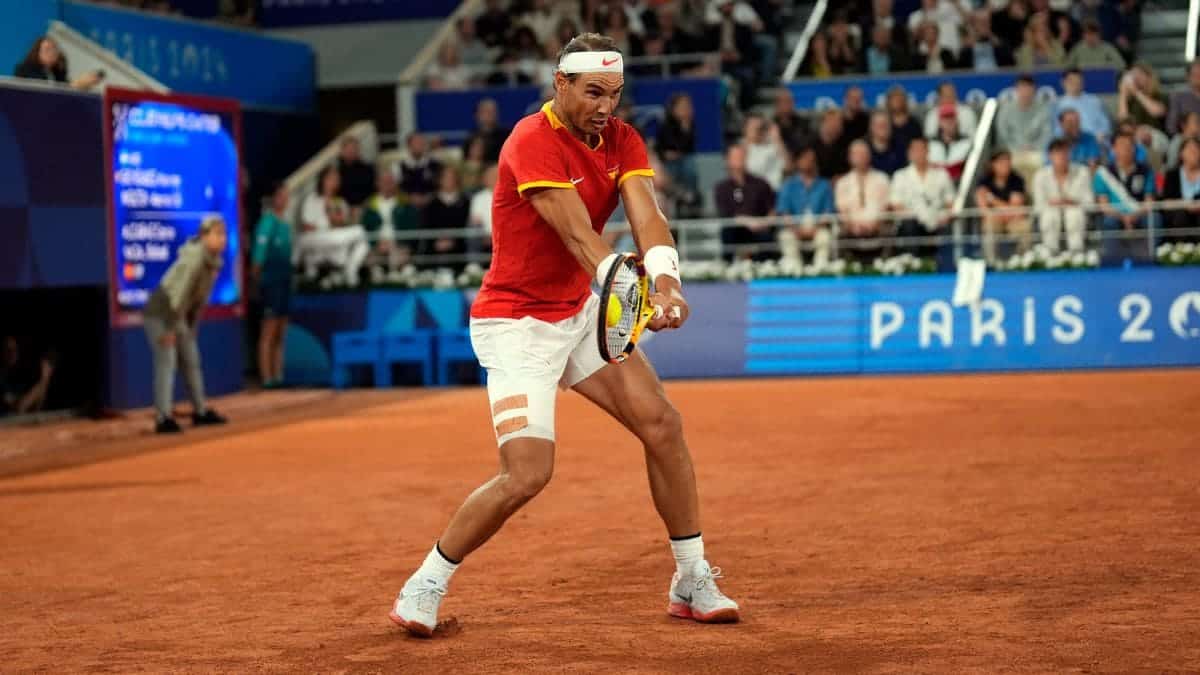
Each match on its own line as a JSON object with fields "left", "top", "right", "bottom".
{"left": 2, "top": 369, "right": 1199, "bottom": 673}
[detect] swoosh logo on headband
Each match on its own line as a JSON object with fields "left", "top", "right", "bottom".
{"left": 602, "top": 57, "right": 620, "bottom": 66}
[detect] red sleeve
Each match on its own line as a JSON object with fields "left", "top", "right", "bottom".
{"left": 505, "top": 123, "right": 574, "bottom": 197}
{"left": 617, "top": 122, "right": 655, "bottom": 188}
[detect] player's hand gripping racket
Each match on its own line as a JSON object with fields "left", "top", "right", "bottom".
{"left": 597, "top": 253, "right": 658, "bottom": 363}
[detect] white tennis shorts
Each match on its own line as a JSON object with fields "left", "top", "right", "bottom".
{"left": 470, "top": 293, "right": 607, "bottom": 446}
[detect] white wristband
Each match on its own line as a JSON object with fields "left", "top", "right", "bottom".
{"left": 595, "top": 252, "right": 619, "bottom": 287}
{"left": 643, "top": 245, "right": 680, "bottom": 285}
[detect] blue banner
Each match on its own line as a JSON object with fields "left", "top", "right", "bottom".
{"left": 786, "top": 68, "right": 1118, "bottom": 111}
{"left": 414, "top": 78, "right": 724, "bottom": 153}
{"left": 61, "top": 1, "right": 315, "bottom": 111}
{"left": 0, "top": 83, "right": 108, "bottom": 289}
{"left": 259, "top": 0, "right": 461, "bottom": 27}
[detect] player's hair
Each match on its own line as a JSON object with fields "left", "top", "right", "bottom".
{"left": 556, "top": 32, "right": 621, "bottom": 81}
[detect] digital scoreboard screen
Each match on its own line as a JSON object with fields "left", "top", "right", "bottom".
{"left": 105, "top": 88, "right": 242, "bottom": 325}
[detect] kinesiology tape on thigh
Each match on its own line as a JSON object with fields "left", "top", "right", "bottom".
{"left": 489, "top": 388, "right": 556, "bottom": 444}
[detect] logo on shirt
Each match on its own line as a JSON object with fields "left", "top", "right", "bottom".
{"left": 608, "top": 166, "right": 619, "bottom": 180}
{"left": 571, "top": 177, "right": 585, "bottom": 185}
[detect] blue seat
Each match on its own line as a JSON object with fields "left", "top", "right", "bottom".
{"left": 435, "top": 329, "right": 486, "bottom": 386}
{"left": 380, "top": 330, "right": 436, "bottom": 387}
{"left": 331, "top": 332, "right": 383, "bottom": 389}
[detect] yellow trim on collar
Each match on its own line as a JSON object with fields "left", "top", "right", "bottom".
{"left": 541, "top": 101, "right": 565, "bottom": 130}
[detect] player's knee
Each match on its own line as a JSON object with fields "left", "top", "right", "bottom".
{"left": 500, "top": 464, "right": 553, "bottom": 507}
{"left": 638, "top": 400, "right": 684, "bottom": 450}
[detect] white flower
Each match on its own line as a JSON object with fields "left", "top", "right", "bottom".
{"left": 1085, "top": 250, "right": 1100, "bottom": 266}
{"left": 1179, "top": 242, "right": 1196, "bottom": 254}
{"left": 1170, "top": 250, "right": 1186, "bottom": 263}
{"left": 465, "top": 262, "right": 484, "bottom": 276}
{"left": 1070, "top": 252, "right": 1086, "bottom": 267}
{"left": 1157, "top": 243, "right": 1173, "bottom": 257}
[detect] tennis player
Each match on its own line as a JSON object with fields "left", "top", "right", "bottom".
{"left": 389, "top": 33, "right": 740, "bottom": 637}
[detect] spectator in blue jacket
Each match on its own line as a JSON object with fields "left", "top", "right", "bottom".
{"left": 1094, "top": 132, "right": 1157, "bottom": 263}
{"left": 1052, "top": 109, "right": 1104, "bottom": 169}
{"left": 776, "top": 146, "right": 835, "bottom": 263}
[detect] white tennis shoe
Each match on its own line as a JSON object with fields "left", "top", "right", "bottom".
{"left": 667, "top": 560, "right": 740, "bottom": 623}
{"left": 388, "top": 576, "right": 447, "bottom": 637}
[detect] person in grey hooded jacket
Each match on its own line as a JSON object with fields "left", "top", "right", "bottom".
{"left": 143, "top": 215, "right": 230, "bottom": 434}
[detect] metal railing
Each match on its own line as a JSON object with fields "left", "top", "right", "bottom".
{"left": 782, "top": 0, "right": 828, "bottom": 83}
{"left": 1188, "top": 0, "right": 1199, "bottom": 61}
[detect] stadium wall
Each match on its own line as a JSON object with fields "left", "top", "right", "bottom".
{"left": 282, "top": 269, "right": 1200, "bottom": 385}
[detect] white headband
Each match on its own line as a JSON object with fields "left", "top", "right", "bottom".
{"left": 557, "top": 51, "right": 623, "bottom": 74}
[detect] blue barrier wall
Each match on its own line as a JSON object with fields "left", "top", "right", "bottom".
{"left": 286, "top": 269, "right": 1200, "bottom": 385}
{"left": 787, "top": 68, "right": 1119, "bottom": 110}
{"left": 0, "top": 83, "right": 108, "bottom": 289}
{"left": 259, "top": 0, "right": 462, "bottom": 27}
{"left": 106, "top": 318, "right": 243, "bottom": 409}
{"left": 61, "top": 1, "right": 315, "bottom": 111}
{"left": 414, "top": 78, "right": 724, "bottom": 152}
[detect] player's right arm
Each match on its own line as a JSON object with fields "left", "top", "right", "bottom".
{"left": 527, "top": 187, "right": 613, "bottom": 278}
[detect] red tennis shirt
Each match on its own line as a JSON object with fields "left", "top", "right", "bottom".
{"left": 470, "top": 101, "right": 654, "bottom": 322}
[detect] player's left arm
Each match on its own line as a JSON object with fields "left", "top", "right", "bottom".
{"left": 620, "top": 174, "right": 687, "bottom": 331}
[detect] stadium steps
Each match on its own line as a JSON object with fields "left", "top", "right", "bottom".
{"left": 1138, "top": 8, "right": 1191, "bottom": 88}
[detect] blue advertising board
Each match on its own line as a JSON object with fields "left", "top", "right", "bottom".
{"left": 106, "top": 88, "right": 242, "bottom": 325}
{"left": 0, "top": 82, "right": 108, "bottom": 290}
{"left": 786, "top": 68, "right": 1118, "bottom": 111}
{"left": 414, "top": 78, "right": 724, "bottom": 152}
{"left": 61, "top": 0, "right": 315, "bottom": 111}
{"left": 259, "top": 0, "right": 461, "bottom": 27}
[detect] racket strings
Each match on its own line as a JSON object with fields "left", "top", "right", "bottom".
{"left": 603, "top": 264, "right": 642, "bottom": 355}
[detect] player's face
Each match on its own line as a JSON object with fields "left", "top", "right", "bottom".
{"left": 559, "top": 71, "right": 624, "bottom": 136}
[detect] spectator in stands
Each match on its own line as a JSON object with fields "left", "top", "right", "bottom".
{"left": 867, "top": 111, "right": 906, "bottom": 175}
{"left": 1055, "top": 109, "right": 1104, "bottom": 169}
{"left": 301, "top": 167, "right": 349, "bottom": 233}
{"left": 974, "top": 149, "right": 1032, "bottom": 264}
{"left": 336, "top": 136, "right": 376, "bottom": 217}
{"left": 812, "top": 108, "right": 851, "bottom": 180}
{"left": 396, "top": 133, "right": 441, "bottom": 208}
{"left": 907, "top": 0, "right": 966, "bottom": 56}
{"left": 887, "top": 86, "right": 923, "bottom": 152}
{"left": 601, "top": 4, "right": 642, "bottom": 57}
{"left": 929, "top": 104, "right": 972, "bottom": 180}
{"left": 0, "top": 336, "right": 54, "bottom": 417}
{"left": 1160, "top": 137, "right": 1200, "bottom": 243}
{"left": 776, "top": 146, "right": 835, "bottom": 262}
{"left": 924, "top": 82, "right": 978, "bottom": 139}
{"left": 706, "top": 0, "right": 777, "bottom": 84}
{"left": 143, "top": 216, "right": 229, "bottom": 434}
{"left": 772, "top": 89, "right": 810, "bottom": 155}
{"left": 455, "top": 17, "right": 491, "bottom": 66}
{"left": 992, "top": 0, "right": 1030, "bottom": 51}
{"left": 1167, "top": 112, "right": 1200, "bottom": 169}
{"left": 802, "top": 32, "right": 834, "bottom": 79}
{"left": 465, "top": 99, "right": 510, "bottom": 164}
{"left": 458, "top": 137, "right": 489, "bottom": 194}
{"left": 1030, "top": 0, "right": 1077, "bottom": 49}
{"left": 555, "top": 17, "right": 582, "bottom": 49}
{"left": 422, "top": 166, "right": 471, "bottom": 269}
{"left": 959, "top": 9, "right": 1014, "bottom": 71}
{"left": 476, "top": 0, "right": 512, "bottom": 47}
{"left": 1167, "top": 62, "right": 1200, "bottom": 136}
{"left": 426, "top": 42, "right": 471, "bottom": 91}
{"left": 826, "top": 11, "right": 861, "bottom": 75}
{"left": 837, "top": 140, "right": 892, "bottom": 260}
{"left": 997, "top": 75, "right": 1054, "bottom": 186}
{"left": 1100, "top": 0, "right": 1142, "bottom": 65}
{"left": 656, "top": 93, "right": 700, "bottom": 204}
{"left": 715, "top": 144, "right": 776, "bottom": 261}
{"left": 866, "top": 23, "right": 908, "bottom": 74}
{"left": 1094, "top": 132, "right": 1157, "bottom": 262}
{"left": 1054, "top": 68, "right": 1112, "bottom": 141}
{"left": 520, "top": 0, "right": 564, "bottom": 43}
{"left": 842, "top": 87, "right": 870, "bottom": 141}
{"left": 1116, "top": 63, "right": 1166, "bottom": 133}
{"left": 863, "top": 0, "right": 909, "bottom": 60}
{"left": 890, "top": 136, "right": 956, "bottom": 257}
{"left": 1033, "top": 139, "right": 1093, "bottom": 253}
{"left": 469, "top": 164, "right": 498, "bottom": 242}
{"left": 742, "top": 114, "right": 788, "bottom": 190}
{"left": 251, "top": 183, "right": 293, "bottom": 389}
{"left": 709, "top": 0, "right": 758, "bottom": 106}
{"left": 1015, "top": 18, "right": 1066, "bottom": 69}
{"left": 217, "top": 0, "right": 256, "bottom": 25}
{"left": 362, "top": 169, "right": 419, "bottom": 270}
{"left": 1108, "top": 117, "right": 1158, "bottom": 169}
{"left": 12, "top": 36, "right": 102, "bottom": 90}
{"left": 912, "top": 22, "right": 956, "bottom": 74}
{"left": 1067, "top": 18, "right": 1126, "bottom": 69}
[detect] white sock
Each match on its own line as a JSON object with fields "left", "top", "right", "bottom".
{"left": 670, "top": 534, "right": 704, "bottom": 576}
{"left": 411, "top": 543, "right": 459, "bottom": 588}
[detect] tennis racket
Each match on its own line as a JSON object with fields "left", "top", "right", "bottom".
{"left": 597, "top": 253, "right": 658, "bottom": 363}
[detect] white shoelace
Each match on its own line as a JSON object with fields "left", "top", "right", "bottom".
{"left": 405, "top": 581, "right": 447, "bottom": 613}
{"left": 692, "top": 566, "right": 728, "bottom": 598}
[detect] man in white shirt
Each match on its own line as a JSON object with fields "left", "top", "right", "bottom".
{"left": 1032, "top": 138, "right": 1094, "bottom": 253}
{"left": 836, "top": 140, "right": 892, "bottom": 261}
{"left": 923, "top": 81, "right": 978, "bottom": 139}
{"left": 890, "top": 136, "right": 957, "bottom": 257}
{"left": 907, "top": 0, "right": 967, "bottom": 55}
{"left": 742, "top": 114, "right": 787, "bottom": 190}
{"left": 469, "top": 164, "right": 498, "bottom": 241}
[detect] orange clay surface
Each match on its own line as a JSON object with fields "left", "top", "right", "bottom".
{"left": 2, "top": 370, "right": 1199, "bottom": 673}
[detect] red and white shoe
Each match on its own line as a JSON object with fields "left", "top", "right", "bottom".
{"left": 388, "top": 576, "right": 446, "bottom": 637}
{"left": 667, "top": 560, "right": 740, "bottom": 623}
